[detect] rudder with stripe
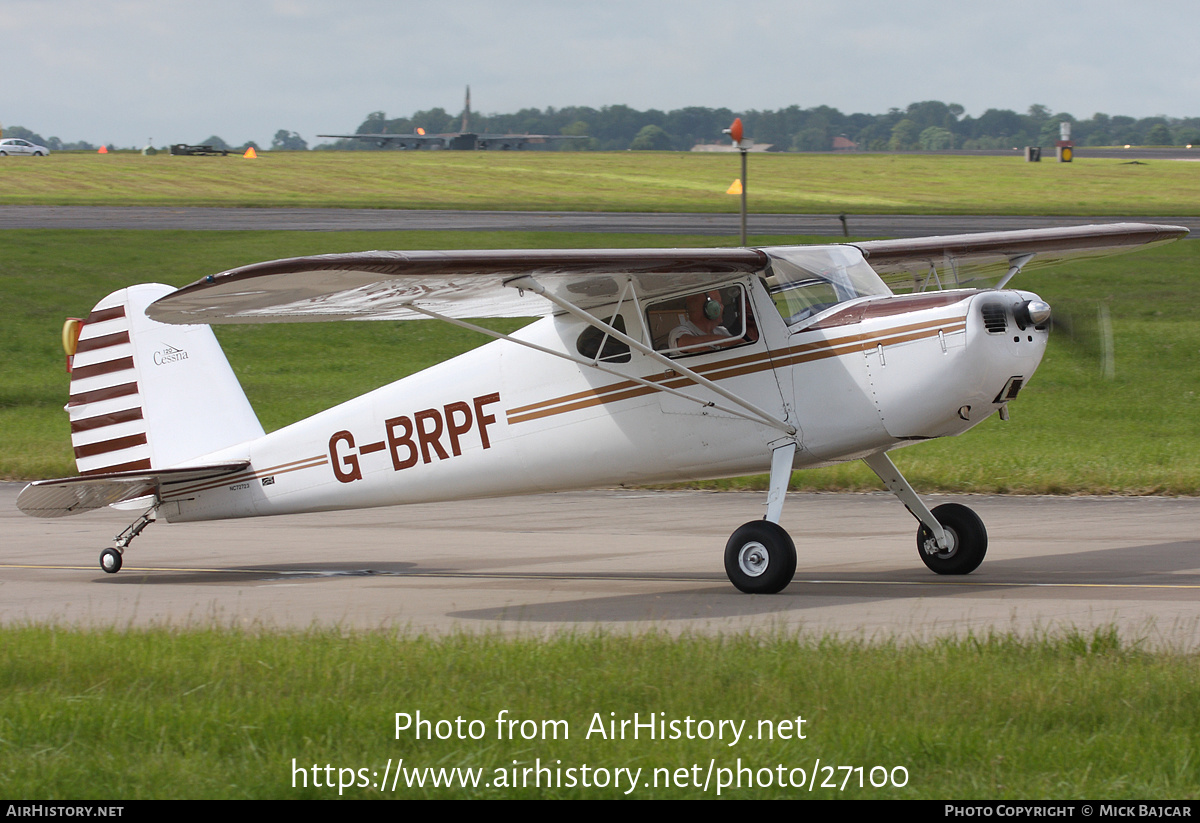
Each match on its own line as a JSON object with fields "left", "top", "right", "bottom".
{"left": 68, "top": 284, "right": 264, "bottom": 474}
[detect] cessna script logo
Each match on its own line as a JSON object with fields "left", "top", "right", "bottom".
{"left": 152, "top": 344, "right": 189, "bottom": 365}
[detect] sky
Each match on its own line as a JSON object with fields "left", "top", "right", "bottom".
{"left": 3, "top": 0, "right": 1198, "bottom": 148}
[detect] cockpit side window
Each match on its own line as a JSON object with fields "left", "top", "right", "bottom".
{"left": 770, "top": 277, "right": 842, "bottom": 325}
{"left": 576, "top": 313, "right": 632, "bottom": 363}
{"left": 646, "top": 284, "right": 758, "bottom": 358}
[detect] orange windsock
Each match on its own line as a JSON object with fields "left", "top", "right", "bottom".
{"left": 728, "top": 118, "right": 743, "bottom": 146}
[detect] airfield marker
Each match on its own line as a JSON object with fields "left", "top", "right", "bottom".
{"left": 722, "top": 118, "right": 748, "bottom": 245}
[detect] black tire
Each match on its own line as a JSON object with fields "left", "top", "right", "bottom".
{"left": 916, "top": 503, "right": 987, "bottom": 575}
{"left": 100, "top": 548, "right": 123, "bottom": 574}
{"left": 724, "top": 520, "right": 796, "bottom": 594}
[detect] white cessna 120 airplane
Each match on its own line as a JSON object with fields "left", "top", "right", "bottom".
{"left": 17, "top": 222, "right": 1187, "bottom": 593}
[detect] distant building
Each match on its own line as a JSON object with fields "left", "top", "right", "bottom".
{"left": 832, "top": 136, "right": 859, "bottom": 152}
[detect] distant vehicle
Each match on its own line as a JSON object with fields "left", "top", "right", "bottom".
{"left": 0, "top": 138, "right": 49, "bottom": 156}
{"left": 169, "top": 144, "right": 230, "bottom": 157}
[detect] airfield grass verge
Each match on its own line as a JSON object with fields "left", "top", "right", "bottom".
{"left": 1, "top": 626, "right": 1198, "bottom": 799}
{"left": 2, "top": 229, "right": 1196, "bottom": 493}
{"left": 1, "top": 151, "right": 1199, "bottom": 214}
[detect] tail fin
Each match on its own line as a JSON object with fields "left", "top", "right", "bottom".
{"left": 67, "top": 283, "right": 264, "bottom": 475}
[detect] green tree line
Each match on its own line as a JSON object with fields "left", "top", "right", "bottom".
{"left": 319, "top": 100, "right": 1200, "bottom": 152}
{"left": 9, "top": 101, "right": 1197, "bottom": 153}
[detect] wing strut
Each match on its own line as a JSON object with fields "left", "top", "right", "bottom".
{"left": 507, "top": 275, "right": 796, "bottom": 435}
{"left": 995, "top": 253, "right": 1035, "bottom": 289}
{"left": 402, "top": 303, "right": 795, "bottom": 433}
{"left": 919, "top": 262, "right": 943, "bottom": 292}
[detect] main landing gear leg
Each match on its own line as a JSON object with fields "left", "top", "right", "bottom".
{"left": 724, "top": 442, "right": 797, "bottom": 594}
{"left": 862, "top": 452, "right": 987, "bottom": 575}
{"left": 99, "top": 506, "right": 159, "bottom": 574}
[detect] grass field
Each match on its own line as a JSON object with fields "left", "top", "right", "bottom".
{"left": 3, "top": 228, "right": 1197, "bottom": 492}
{"left": 1, "top": 151, "right": 1198, "bottom": 214}
{"left": 2, "top": 627, "right": 1197, "bottom": 799}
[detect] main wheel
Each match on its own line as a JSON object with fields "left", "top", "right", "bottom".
{"left": 99, "top": 548, "right": 123, "bottom": 574}
{"left": 916, "top": 503, "right": 987, "bottom": 575}
{"left": 724, "top": 520, "right": 796, "bottom": 594}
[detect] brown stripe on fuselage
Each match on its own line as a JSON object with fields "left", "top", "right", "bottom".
{"left": 771, "top": 321, "right": 967, "bottom": 370}
{"left": 508, "top": 383, "right": 658, "bottom": 424}
{"left": 507, "top": 342, "right": 778, "bottom": 419}
{"left": 506, "top": 314, "right": 967, "bottom": 425}
{"left": 160, "top": 455, "right": 329, "bottom": 499}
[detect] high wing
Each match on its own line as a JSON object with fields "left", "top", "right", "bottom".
{"left": 474, "top": 133, "right": 589, "bottom": 146}
{"left": 317, "top": 132, "right": 447, "bottom": 146}
{"left": 146, "top": 248, "right": 767, "bottom": 324}
{"left": 855, "top": 222, "right": 1188, "bottom": 293}
{"left": 147, "top": 224, "right": 1188, "bottom": 326}
{"left": 17, "top": 462, "right": 250, "bottom": 518}
{"left": 316, "top": 132, "right": 588, "bottom": 150}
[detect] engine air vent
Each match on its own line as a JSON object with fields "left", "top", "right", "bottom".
{"left": 993, "top": 376, "right": 1025, "bottom": 403}
{"left": 980, "top": 303, "right": 1008, "bottom": 334}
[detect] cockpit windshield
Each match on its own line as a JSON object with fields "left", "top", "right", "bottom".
{"left": 762, "top": 246, "right": 892, "bottom": 327}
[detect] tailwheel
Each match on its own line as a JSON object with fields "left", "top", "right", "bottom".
{"left": 100, "top": 505, "right": 158, "bottom": 574}
{"left": 916, "top": 503, "right": 987, "bottom": 575}
{"left": 99, "top": 548, "right": 123, "bottom": 574}
{"left": 724, "top": 520, "right": 796, "bottom": 594}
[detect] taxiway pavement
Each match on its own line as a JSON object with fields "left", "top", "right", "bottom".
{"left": 4, "top": 485, "right": 1198, "bottom": 646}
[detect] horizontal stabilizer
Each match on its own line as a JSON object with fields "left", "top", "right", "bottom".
{"left": 17, "top": 462, "right": 249, "bottom": 518}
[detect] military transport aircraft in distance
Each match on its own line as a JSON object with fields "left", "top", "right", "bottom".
{"left": 319, "top": 86, "right": 588, "bottom": 151}
{"left": 16, "top": 222, "right": 1187, "bottom": 593}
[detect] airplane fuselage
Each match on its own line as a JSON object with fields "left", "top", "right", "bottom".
{"left": 159, "top": 277, "right": 1048, "bottom": 523}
